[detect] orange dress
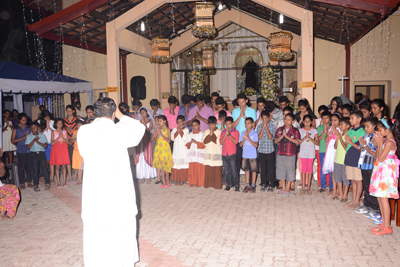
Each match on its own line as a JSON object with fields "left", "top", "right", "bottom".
{"left": 72, "top": 130, "right": 83, "bottom": 170}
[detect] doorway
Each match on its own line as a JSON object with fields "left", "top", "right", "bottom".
{"left": 355, "top": 85, "right": 385, "bottom": 100}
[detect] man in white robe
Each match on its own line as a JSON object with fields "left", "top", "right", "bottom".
{"left": 78, "top": 97, "right": 145, "bottom": 267}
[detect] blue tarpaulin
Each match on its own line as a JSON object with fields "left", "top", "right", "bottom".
{"left": 0, "top": 62, "right": 92, "bottom": 93}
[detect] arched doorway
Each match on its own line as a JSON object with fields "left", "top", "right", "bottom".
{"left": 235, "top": 47, "right": 263, "bottom": 93}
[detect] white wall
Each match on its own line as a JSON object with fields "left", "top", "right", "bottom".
{"left": 350, "top": 12, "right": 400, "bottom": 116}
{"left": 313, "top": 38, "right": 346, "bottom": 112}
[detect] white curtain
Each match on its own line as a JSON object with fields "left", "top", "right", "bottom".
{"left": 13, "top": 94, "right": 23, "bottom": 113}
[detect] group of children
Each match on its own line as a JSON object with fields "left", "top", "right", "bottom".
{"left": 7, "top": 105, "right": 94, "bottom": 191}
{"left": 135, "top": 93, "right": 399, "bottom": 236}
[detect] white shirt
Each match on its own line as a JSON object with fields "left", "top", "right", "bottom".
{"left": 42, "top": 120, "right": 54, "bottom": 144}
{"left": 78, "top": 116, "right": 145, "bottom": 266}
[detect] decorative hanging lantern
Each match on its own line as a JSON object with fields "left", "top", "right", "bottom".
{"left": 192, "top": 2, "right": 217, "bottom": 38}
{"left": 149, "top": 37, "right": 172, "bottom": 64}
{"left": 268, "top": 31, "right": 294, "bottom": 62}
{"left": 201, "top": 46, "right": 216, "bottom": 75}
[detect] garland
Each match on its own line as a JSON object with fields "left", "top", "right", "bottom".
{"left": 268, "top": 31, "right": 293, "bottom": 40}
{"left": 150, "top": 39, "right": 171, "bottom": 45}
{"left": 149, "top": 55, "right": 172, "bottom": 64}
{"left": 268, "top": 51, "right": 294, "bottom": 61}
{"left": 192, "top": 25, "right": 217, "bottom": 38}
{"left": 192, "top": 3, "right": 215, "bottom": 12}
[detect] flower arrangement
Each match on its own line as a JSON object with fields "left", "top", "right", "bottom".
{"left": 288, "top": 101, "right": 298, "bottom": 113}
{"left": 260, "top": 65, "right": 279, "bottom": 102}
{"left": 188, "top": 67, "right": 205, "bottom": 96}
{"left": 237, "top": 77, "right": 245, "bottom": 92}
{"left": 242, "top": 87, "right": 257, "bottom": 96}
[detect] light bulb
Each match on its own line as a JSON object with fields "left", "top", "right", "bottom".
{"left": 140, "top": 21, "right": 145, "bottom": 32}
{"left": 279, "top": 14, "right": 284, "bottom": 24}
{"left": 218, "top": 3, "right": 223, "bottom": 10}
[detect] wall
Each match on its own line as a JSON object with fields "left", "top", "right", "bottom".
{"left": 313, "top": 38, "right": 346, "bottom": 112}
{"left": 62, "top": 44, "right": 108, "bottom": 109}
{"left": 350, "top": 12, "right": 400, "bottom": 116}
{"left": 126, "top": 53, "right": 157, "bottom": 109}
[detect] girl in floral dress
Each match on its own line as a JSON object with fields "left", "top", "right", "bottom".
{"left": 152, "top": 115, "right": 173, "bottom": 188}
{"left": 369, "top": 118, "right": 400, "bottom": 236}
{"left": 0, "top": 149, "right": 20, "bottom": 221}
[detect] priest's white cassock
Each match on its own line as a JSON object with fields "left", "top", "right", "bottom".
{"left": 78, "top": 115, "right": 145, "bottom": 266}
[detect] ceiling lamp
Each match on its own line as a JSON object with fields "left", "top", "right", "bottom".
{"left": 279, "top": 14, "right": 284, "bottom": 24}
{"left": 218, "top": 3, "right": 223, "bottom": 10}
{"left": 202, "top": 46, "right": 216, "bottom": 75}
{"left": 192, "top": 2, "right": 217, "bottom": 38}
{"left": 140, "top": 21, "right": 145, "bottom": 32}
{"left": 149, "top": 37, "right": 172, "bottom": 64}
{"left": 268, "top": 31, "right": 294, "bottom": 62}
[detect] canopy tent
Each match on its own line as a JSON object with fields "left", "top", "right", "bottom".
{"left": 0, "top": 61, "right": 93, "bottom": 148}
{"left": 0, "top": 62, "right": 92, "bottom": 94}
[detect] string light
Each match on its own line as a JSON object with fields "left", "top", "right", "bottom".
{"left": 218, "top": 3, "right": 223, "bottom": 11}
{"left": 140, "top": 21, "right": 145, "bottom": 32}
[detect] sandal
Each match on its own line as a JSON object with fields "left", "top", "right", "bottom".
{"left": 372, "top": 227, "right": 393, "bottom": 236}
{"left": 340, "top": 198, "right": 348, "bottom": 203}
{"left": 370, "top": 225, "right": 383, "bottom": 232}
{"left": 317, "top": 188, "right": 325, "bottom": 193}
{"left": 307, "top": 191, "right": 312, "bottom": 195}
{"left": 331, "top": 196, "right": 339, "bottom": 200}
{"left": 344, "top": 201, "right": 354, "bottom": 207}
{"left": 300, "top": 190, "right": 305, "bottom": 195}
{"left": 155, "top": 180, "right": 162, "bottom": 184}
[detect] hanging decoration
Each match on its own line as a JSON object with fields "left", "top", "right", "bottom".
{"left": 260, "top": 65, "right": 279, "bottom": 102}
{"left": 201, "top": 46, "right": 216, "bottom": 75}
{"left": 188, "top": 67, "right": 206, "bottom": 96}
{"left": 267, "top": 31, "right": 294, "bottom": 62}
{"left": 192, "top": 2, "right": 217, "bottom": 38}
{"left": 149, "top": 37, "right": 172, "bottom": 64}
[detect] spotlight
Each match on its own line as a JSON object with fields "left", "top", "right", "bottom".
{"left": 140, "top": 21, "right": 145, "bottom": 32}
{"left": 218, "top": 3, "right": 223, "bottom": 10}
{"left": 279, "top": 14, "right": 284, "bottom": 24}
{"left": 187, "top": 51, "right": 192, "bottom": 57}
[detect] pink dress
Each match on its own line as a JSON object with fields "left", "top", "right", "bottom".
{"left": 369, "top": 139, "right": 399, "bottom": 199}
{"left": 50, "top": 130, "right": 71, "bottom": 165}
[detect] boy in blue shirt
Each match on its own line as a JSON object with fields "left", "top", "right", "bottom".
{"left": 25, "top": 122, "right": 50, "bottom": 191}
{"left": 355, "top": 117, "right": 379, "bottom": 215}
{"left": 239, "top": 118, "right": 258, "bottom": 193}
{"left": 232, "top": 93, "right": 256, "bottom": 180}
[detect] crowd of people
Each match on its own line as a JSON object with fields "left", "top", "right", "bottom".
{"left": 131, "top": 92, "right": 399, "bottom": 236}
{"left": 1, "top": 93, "right": 399, "bottom": 236}
{"left": 1, "top": 102, "right": 95, "bottom": 193}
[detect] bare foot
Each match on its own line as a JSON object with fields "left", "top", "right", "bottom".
{"left": 0, "top": 212, "right": 11, "bottom": 221}
{"left": 190, "top": 185, "right": 195, "bottom": 187}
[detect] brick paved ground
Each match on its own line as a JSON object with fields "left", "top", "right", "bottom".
{"left": 1, "top": 178, "right": 400, "bottom": 267}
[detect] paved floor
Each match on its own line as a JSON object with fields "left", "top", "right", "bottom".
{"left": 1, "top": 178, "right": 400, "bottom": 267}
